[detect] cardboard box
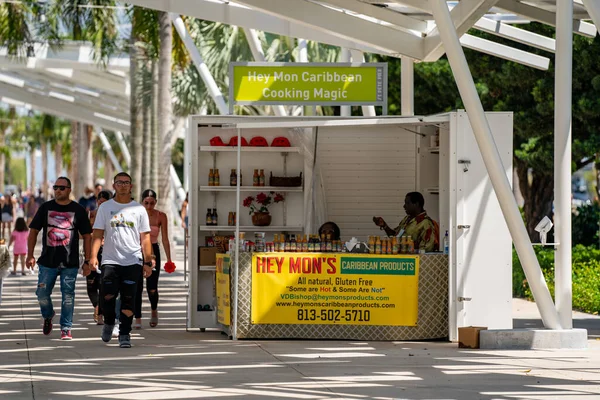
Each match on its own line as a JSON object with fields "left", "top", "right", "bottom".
{"left": 198, "top": 246, "right": 219, "bottom": 266}
{"left": 458, "top": 326, "right": 488, "bottom": 349}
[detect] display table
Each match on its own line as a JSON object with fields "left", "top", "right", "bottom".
{"left": 217, "top": 252, "right": 448, "bottom": 340}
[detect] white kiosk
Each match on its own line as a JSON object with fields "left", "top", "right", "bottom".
{"left": 187, "top": 111, "right": 513, "bottom": 341}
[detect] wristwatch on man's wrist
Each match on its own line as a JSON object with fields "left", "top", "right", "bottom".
{"left": 83, "top": 260, "right": 90, "bottom": 265}
{"left": 143, "top": 261, "right": 153, "bottom": 267}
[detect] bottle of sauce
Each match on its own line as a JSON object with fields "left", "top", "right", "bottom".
{"left": 314, "top": 235, "right": 321, "bottom": 253}
{"left": 290, "top": 234, "right": 297, "bottom": 252}
{"left": 375, "top": 237, "right": 382, "bottom": 254}
{"left": 259, "top": 169, "right": 265, "bottom": 186}
{"left": 368, "top": 236, "right": 375, "bottom": 254}
{"left": 208, "top": 169, "right": 214, "bottom": 186}
{"left": 253, "top": 169, "right": 259, "bottom": 186}
{"left": 211, "top": 208, "right": 218, "bottom": 226}
{"left": 230, "top": 169, "right": 237, "bottom": 186}
{"left": 302, "top": 235, "right": 308, "bottom": 252}
{"left": 206, "top": 208, "right": 212, "bottom": 225}
{"left": 285, "top": 235, "right": 291, "bottom": 252}
{"left": 392, "top": 237, "right": 398, "bottom": 254}
{"left": 326, "top": 234, "right": 332, "bottom": 252}
{"left": 273, "top": 234, "right": 279, "bottom": 252}
{"left": 214, "top": 169, "right": 220, "bottom": 186}
{"left": 407, "top": 235, "right": 415, "bottom": 254}
{"left": 308, "top": 235, "right": 314, "bottom": 252}
{"left": 400, "top": 235, "right": 408, "bottom": 254}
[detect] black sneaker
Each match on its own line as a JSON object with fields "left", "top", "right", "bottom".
{"left": 43, "top": 312, "right": 55, "bottom": 335}
{"left": 102, "top": 324, "right": 114, "bottom": 343}
{"left": 118, "top": 334, "right": 131, "bottom": 348}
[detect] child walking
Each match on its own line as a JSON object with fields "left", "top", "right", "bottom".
{"left": 9, "top": 217, "right": 29, "bottom": 276}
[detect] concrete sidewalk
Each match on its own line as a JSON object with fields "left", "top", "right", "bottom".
{"left": 1, "top": 246, "right": 600, "bottom": 399}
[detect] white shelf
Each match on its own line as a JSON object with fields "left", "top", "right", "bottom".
{"left": 200, "top": 186, "right": 302, "bottom": 192}
{"left": 200, "top": 146, "right": 300, "bottom": 153}
{"left": 199, "top": 266, "right": 216, "bottom": 271}
{"left": 200, "top": 225, "right": 304, "bottom": 232}
{"left": 427, "top": 146, "right": 439, "bottom": 154}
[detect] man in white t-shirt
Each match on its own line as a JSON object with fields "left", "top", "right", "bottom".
{"left": 87, "top": 172, "right": 155, "bottom": 348}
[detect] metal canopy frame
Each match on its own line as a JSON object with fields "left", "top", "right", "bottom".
{"left": 2, "top": 0, "right": 599, "bottom": 332}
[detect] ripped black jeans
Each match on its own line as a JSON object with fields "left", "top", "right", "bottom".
{"left": 100, "top": 264, "right": 142, "bottom": 336}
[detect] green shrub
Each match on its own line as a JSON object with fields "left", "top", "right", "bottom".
{"left": 512, "top": 245, "right": 600, "bottom": 314}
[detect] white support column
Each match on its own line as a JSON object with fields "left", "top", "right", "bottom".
{"left": 401, "top": 57, "right": 415, "bottom": 116}
{"left": 429, "top": 0, "right": 561, "bottom": 330}
{"left": 554, "top": 0, "right": 573, "bottom": 329}
{"left": 169, "top": 164, "right": 187, "bottom": 203}
{"left": 339, "top": 48, "right": 351, "bottom": 117}
{"left": 582, "top": 0, "right": 600, "bottom": 34}
{"left": 97, "top": 129, "right": 123, "bottom": 172}
{"left": 243, "top": 28, "right": 287, "bottom": 117}
{"left": 114, "top": 131, "right": 131, "bottom": 169}
{"left": 170, "top": 13, "right": 229, "bottom": 115}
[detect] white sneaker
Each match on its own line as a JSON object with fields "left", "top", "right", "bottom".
{"left": 112, "top": 325, "right": 119, "bottom": 337}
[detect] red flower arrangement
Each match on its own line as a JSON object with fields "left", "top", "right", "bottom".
{"left": 164, "top": 261, "right": 176, "bottom": 274}
{"left": 243, "top": 191, "right": 285, "bottom": 215}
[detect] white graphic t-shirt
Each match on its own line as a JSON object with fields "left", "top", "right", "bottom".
{"left": 93, "top": 199, "right": 150, "bottom": 266}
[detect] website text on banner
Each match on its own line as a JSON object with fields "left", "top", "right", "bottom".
{"left": 216, "top": 254, "right": 231, "bottom": 326}
{"left": 231, "top": 63, "right": 386, "bottom": 105}
{"left": 251, "top": 253, "right": 419, "bottom": 326}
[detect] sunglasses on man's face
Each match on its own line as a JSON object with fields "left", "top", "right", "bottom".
{"left": 53, "top": 185, "right": 71, "bottom": 191}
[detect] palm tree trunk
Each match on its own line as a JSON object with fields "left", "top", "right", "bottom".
{"left": 29, "top": 146, "right": 36, "bottom": 193}
{"left": 55, "top": 142, "right": 63, "bottom": 178}
{"left": 151, "top": 58, "right": 159, "bottom": 191}
{"left": 129, "top": 31, "right": 143, "bottom": 200}
{"left": 41, "top": 140, "right": 48, "bottom": 200}
{"left": 157, "top": 11, "right": 173, "bottom": 213}
{"left": 76, "top": 123, "right": 88, "bottom": 198}
{"left": 142, "top": 63, "right": 151, "bottom": 190}
{"left": 70, "top": 121, "right": 78, "bottom": 193}
{"left": 0, "top": 107, "right": 16, "bottom": 194}
{"left": 86, "top": 125, "right": 94, "bottom": 187}
{"left": 104, "top": 154, "right": 114, "bottom": 186}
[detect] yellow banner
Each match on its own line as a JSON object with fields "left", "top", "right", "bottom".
{"left": 251, "top": 253, "right": 419, "bottom": 326}
{"left": 216, "top": 254, "right": 231, "bottom": 326}
{"left": 231, "top": 63, "right": 386, "bottom": 105}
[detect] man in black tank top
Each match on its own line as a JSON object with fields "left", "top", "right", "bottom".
{"left": 1, "top": 192, "right": 16, "bottom": 239}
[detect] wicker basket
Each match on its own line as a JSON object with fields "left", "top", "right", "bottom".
{"left": 269, "top": 172, "right": 302, "bottom": 187}
{"left": 252, "top": 212, "right": 272, "bottom": 226}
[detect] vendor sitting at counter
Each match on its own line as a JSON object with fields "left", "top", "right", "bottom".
{"left": 373, "top": 192, "right": 440, "bottom": 252}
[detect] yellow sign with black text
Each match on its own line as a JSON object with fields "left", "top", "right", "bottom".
{"left": 251, "top": 253, "right": 419, "bottom": 326}
{"left": 216, "top": 254, "right": 231, "bottom": 326}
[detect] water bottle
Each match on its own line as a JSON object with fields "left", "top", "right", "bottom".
{"left": 443, "top": 230, "right": 449, "bottom": 255}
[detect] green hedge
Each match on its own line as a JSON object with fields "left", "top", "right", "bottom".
{"left": 512, "top": 245, "right": 600, "bottom": 315}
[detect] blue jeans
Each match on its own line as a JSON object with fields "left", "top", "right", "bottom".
{"left": 36, "top": 265, "right": 78, "bottom": 330}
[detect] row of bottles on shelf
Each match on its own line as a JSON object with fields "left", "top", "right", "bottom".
{"left": 208, "top": 169, "right": 267, "bottom": 187}
{"left": 272, "top": 234, "right": 344, "bottom": 253}
{"left": 368, "top": 235, "right": 415, "bottom": 255}
{"left": 205, "top": 208, "right": 238, "bottom": 226}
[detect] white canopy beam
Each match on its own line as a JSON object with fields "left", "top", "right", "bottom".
{"left": 234, "top": 0, "right": 424, "bottom": 59}
{"left": 429, "top": 0, "right": 561, "bottom": 330}
{"left": 460, "top": 34, "right": 550, "bottom": 70}
{"left": 321, "top": 0, "right": 428, "bottom": 33}
{"left": 425, "top": 0, "right": 501, "bottom": 61}
{"left": 170, "top": 13, "right": 229, "bottom": 115}
{"left": 401, "top": 57, "right": 414, "bottom": 116}
{"left": 0, "top": 82, "right": 129, "bottom": 133}
{"left": 114, "top": 131, "right": 131, "bottom": 168}
{"left": 97, "top": 129, "right": 123, "bottom": 172}
{"left": 474, "top": 17, "right": 556, "bottom": 53}
{"left": 582, "top": 0, "right": 600, "bottom": 34}
{"left": 554, "top": 0, "right": 573, "bottom": 330}
{"left": 496, "top": 0, "right": 597, "bottom": 37}
{"left": 126, "top": 0, "right": 388, "bottom": 56}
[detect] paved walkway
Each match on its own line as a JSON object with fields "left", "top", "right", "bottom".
{"left": 1, "top": 247, "right": 600, "bottom": 399}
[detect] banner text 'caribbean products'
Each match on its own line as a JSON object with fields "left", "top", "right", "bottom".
{"left": 216, "top": 254, "right": 231, "bottom": 326}
{"left": 251, "top": 253, "right": 418, "bottom": 326}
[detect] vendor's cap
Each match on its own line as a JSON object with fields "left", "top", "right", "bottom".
{"left": 271, "top": 136, "right": 291, "bottom": 147}
{"left": 249, "top": 136, "right": 268, "bottom": 147}
{"left": 209, "top": 136, "right": 226, "bottom": 146}
{"left": 228, "top": 136, "right": 249, "bottom": 147}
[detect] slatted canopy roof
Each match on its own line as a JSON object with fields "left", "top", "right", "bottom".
{"left": 1, "top": 0, "right": 599, "bottom": 133}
